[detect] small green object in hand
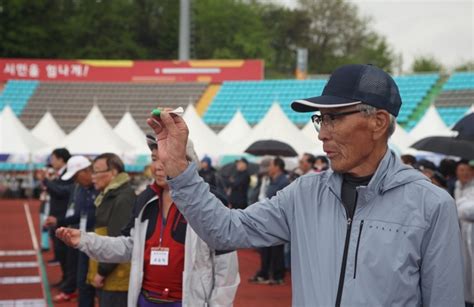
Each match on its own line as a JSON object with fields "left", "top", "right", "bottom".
{"left": 151, "top": 109, "right": 161, "bottom": 117}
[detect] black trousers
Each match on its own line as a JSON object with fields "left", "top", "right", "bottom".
{"left": 60, "top": 246, "right": 78, "bottom": 294}
{"left": 97, "top": 290, "right": 127, "bottom": 307}
{"left": 78, "top": 252, "right": 96, "bottom": 307}
{"left": 256, "top": 244, "right": 285, "bottom": 280}
{"left": 49, "top": 228, "right": 68, "bottom": 278}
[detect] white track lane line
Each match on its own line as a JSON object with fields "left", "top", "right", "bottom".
{"left": 0, "top": 250, "right": 36, "bottom": 256}
{"left": 23, "top": 203, "right": 49, "bottom": 306}
{"left": 0, "top": 298, "right": 46, "bottom": 306}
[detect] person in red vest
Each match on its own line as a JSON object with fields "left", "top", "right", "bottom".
{"left": 56, "top": 136, "right": 240, "bottom": 307}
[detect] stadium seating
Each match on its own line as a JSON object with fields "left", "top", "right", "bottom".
{"left": 19, "top": 81, "right": 208, "bottom": 132}
{"left": 394, "top": 74, "right": 439, "bottom": 126}
{"left": 203, "top": 74, "right": 439, "bottom": 128}
{"left": 203, "top": 79, "right": 327, "bottom": 126}
{"left": 435, "top": 72, "right": 474, "bottom": 126}
{"left": 0, "top": 80, "right": 39, "bottom": 115}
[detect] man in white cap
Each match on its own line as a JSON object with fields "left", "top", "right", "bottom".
{"left": 45, "top": 155, "right": 98, "bottom": 305}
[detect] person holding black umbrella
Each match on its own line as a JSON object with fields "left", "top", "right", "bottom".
{"left": 146, "top": 64, "right": 464, "bottom": 306}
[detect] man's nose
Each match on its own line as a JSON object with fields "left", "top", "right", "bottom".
{"left": 318, "top": 125, "right": 330, "bottom": 141}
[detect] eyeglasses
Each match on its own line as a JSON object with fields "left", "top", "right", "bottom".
{"left": 311, "top": 109, "right": 363, "bottom": 132}
{"left": 92, "top": 169, "right": 111, "bottom": 175}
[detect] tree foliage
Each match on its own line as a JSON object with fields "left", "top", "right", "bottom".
{"left": 0, "top": 0, "right": 395, "bottom": 76}
{"left": 297, "top": 0, "right": 393, "bottom": 73}
{"left": 454, "top": 61, "right": 474, "bottom": 72}
{"left": 412, "top": 55, "right": 443, "bottom": 73}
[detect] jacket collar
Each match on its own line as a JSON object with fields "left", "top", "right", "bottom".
{"left": 94, "top": 172, "right": 130, "bottom": 207}
{"left": 326, "top": 149, "right": 427, "bottom": 205}
{"left": 136, "top": 184, "right": 165, "bottom": 220}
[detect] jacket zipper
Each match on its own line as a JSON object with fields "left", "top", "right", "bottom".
{"left": 353, "top": 220, "right": 364, "bottom": 279}
{"left": 335, "top": 193, "right": 358, "bottom": 307}
{"left": 335, "top": 216, "right": 352, "bottom": 307}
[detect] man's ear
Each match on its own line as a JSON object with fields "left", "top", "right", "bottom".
{"left": 371, "top": 110, "right": 391, "bottom": 140}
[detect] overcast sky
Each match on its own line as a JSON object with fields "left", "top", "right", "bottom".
{"left": 269, "top": 0, "right": 473, "bottom": 73}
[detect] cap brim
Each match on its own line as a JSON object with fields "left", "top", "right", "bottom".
{"left": 291, "top": 95, "right": 362, "bottom": 112}
{"left": 61, "top": 170, "right": 76, "bottom": 181}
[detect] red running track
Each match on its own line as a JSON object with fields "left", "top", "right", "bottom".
{"left": 0, "top": 199, "right": 292, "bottom": 306}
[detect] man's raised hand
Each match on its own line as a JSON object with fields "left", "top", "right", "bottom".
{"left": 147, "top": 108, "right": 189, "bottom": 178}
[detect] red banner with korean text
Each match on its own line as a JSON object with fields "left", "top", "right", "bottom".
{"left": 0, "top": 59, "right": 264, "bottom": 83}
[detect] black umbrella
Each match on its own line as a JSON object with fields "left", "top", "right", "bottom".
{"left": 411, "top": 136, "right": 474, "bottom": 160}
{"left": 452, "top": 112, "right": 474, "bottom": 141}
{"left": 245, "top": 140, "right": 298, "bottom": 157}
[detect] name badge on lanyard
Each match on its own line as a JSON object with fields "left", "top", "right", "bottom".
{"left": 150, "top": 247, "right": 169, "bottom": 266}
{"left": 65, "top": 206, "right": 75, "bottom": 218}
{"left": 79, "top": 215, "right": 87, "bottom": 232}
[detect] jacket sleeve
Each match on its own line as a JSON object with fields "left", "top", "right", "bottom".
{"left": 57, "top": 213, "right": 80, "bottom": 227}
{"left": 98, "top": 190, "right": 136, "bottom": 277}
{"left": 78, "top": 231, "right": 134, "bottom": 263}
{"left": 209, "top": 251, "right": 240, "bottom": 306}
{"left": 43, "top": 179, "right": 72, "bottom": 198}
{"left": 420, "top": 195, "right": 465, "bottom": 306}
{"left": 169, "top": 163, "right": 292, "bottom": 250}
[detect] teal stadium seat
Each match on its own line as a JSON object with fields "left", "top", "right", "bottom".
{"left": 434, "top": 72, "right": 473, "bottom": 126}
{"left": 204, "top": 74, "right": 439, "bottom": 127}
{"left": 0, "top": 80, "right": 39, "bottom": 116}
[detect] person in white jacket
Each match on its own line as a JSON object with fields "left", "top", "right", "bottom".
{"left": 56, "top": 138, "right": 240, "bottom": 307}
{"left": 455, "top": 160, "right": 474, "bottom": 306}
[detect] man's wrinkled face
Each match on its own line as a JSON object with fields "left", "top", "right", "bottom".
{"left": 151, "top": 150, "right": 167, "bottom": 187}
{"left": 75, "top": 167, "right": 93, "bottom": 187}
{"left": 200, "top": 161, "right": 209, "bottom": 170}
{"left": 50, "top": 154, "right": 64, "bottom": 171}
{"left": 299, "top": 155, "right": 312, "bottom": 173}
{"left": 236, "top": 161, "right": 247, "bottom": 171}
{"left": 317, "top": 107, "right": 375, "bottom": 175}
{"left": 92, "top": 159, "right": 114, "bottom": 191}
{"left": 456, "top": 164, "right": 473, "bottom": 185}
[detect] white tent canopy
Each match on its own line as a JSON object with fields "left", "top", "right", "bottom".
{"left": 183, "top": 104, "right": 229, "bottom": 158}
{"left": 31, "top": 111, "right": 66, "bottom": 146}
{"left": 218, "top": 110, "right": 252, "bottom": 145}
{"left": 301, "top": 119, "right": 324, "bottom": 155}
{"left": 113, "top": 111, "right": 148, "bottom": 154}
{"left": 389, "top": 123, "right": 414, "bottom": 153}
{"left": 467, "top": 104, "right": 474, "bottom": 114}
{"left": 409, "top": 105, "right": 455, "bottom": 142}
{"left": 239, "top": 103, "right": 316, "bottom": 155}
{"left": 55, "top": 105, "right": 134, "bottom": 155}
{"left": 0, "top": 106, "right": 46, "bottom": 161}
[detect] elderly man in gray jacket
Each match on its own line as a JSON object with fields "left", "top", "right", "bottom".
{"left": 147, "top": 64, "right": 464, "bottom": 306}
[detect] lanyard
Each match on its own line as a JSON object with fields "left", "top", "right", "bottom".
{"left": 158, "top": 190, "right": 167, "bottom": 247}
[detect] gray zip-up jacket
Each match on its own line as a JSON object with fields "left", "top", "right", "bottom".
{"left": 169, "top": 149, "right": 464, "bottom": 306}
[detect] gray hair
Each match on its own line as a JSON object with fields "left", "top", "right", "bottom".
{"left": 186, "top": 139, "right": 200, "bottom": 166}
{"left": 356, "top": 104, "right": 396, "bottom": 138}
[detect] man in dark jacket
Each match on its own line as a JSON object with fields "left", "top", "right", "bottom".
{"left": 249, "top": 157, "right": 289, "bottom": 285}
{"left": 40, "top": 148, "right": 73, "bottom": 283}
{"left": 44, "top": 155, "right": 98, "bottom": 305}
{"left": 198, "top": 156, "right": 217, "bottom": 186}
{"left": 228, "top": 158, "right": 250, "bottom": 209}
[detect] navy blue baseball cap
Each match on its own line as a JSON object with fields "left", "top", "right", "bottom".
{"left": 291, "top": 64, "right": 402, "bottom": 117}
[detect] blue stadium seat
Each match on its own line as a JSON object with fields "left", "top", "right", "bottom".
{"left": 0, "top": 80, "right": 39, "bottom": 116}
